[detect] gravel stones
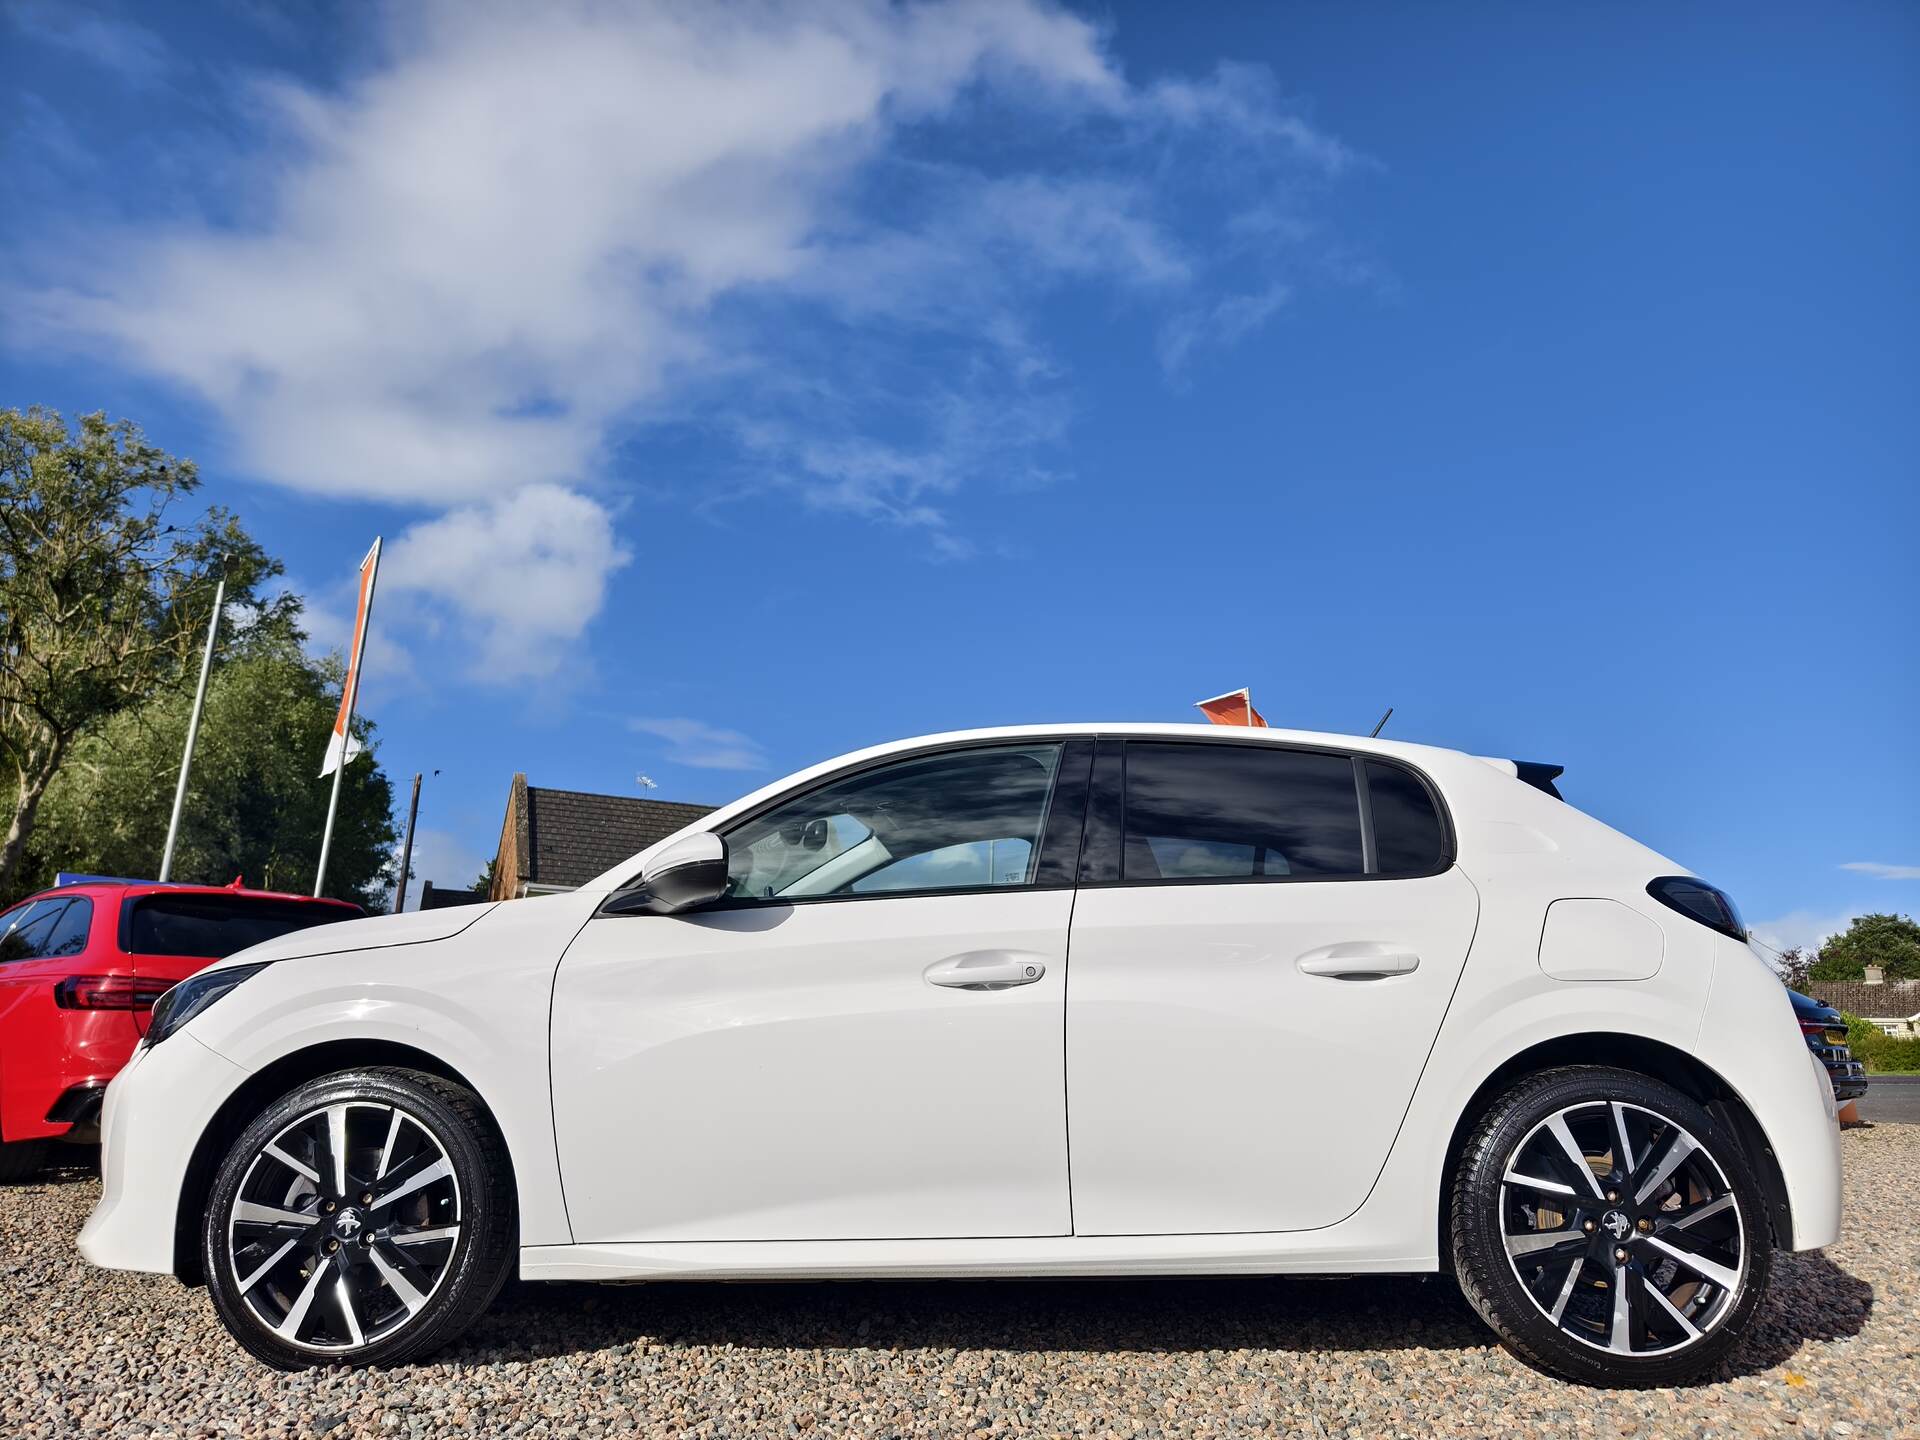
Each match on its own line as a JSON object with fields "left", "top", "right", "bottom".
{"left": 3, "top": 1125, "right": 1916, "bottom": 1438}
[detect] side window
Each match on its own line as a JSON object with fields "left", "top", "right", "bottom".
{"left": 1122, "top": 743, "right": 1365, "bottom": 881}
{"left": 1365, "top": 760, "right": 1447, "bottom": 876}
{"left": 724, "top": 744, "right": 1064, "bottom": 901}
{"left": 0, "top": 897, "right": 93, "bottom": 962}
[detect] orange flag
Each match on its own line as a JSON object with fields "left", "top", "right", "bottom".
{"left": 319, "top": 539, "right": 381, "bottom": 776}
{"left": 1195, "top": 687, "right": 1268, "bottom": 728}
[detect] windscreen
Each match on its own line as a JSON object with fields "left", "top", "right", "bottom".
{"left": 126, "top": 894, "right": 357, "bottom": 959}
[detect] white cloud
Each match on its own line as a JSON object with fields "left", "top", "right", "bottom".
{"left": 381, "top": 487, "right": 631, "bottom": 675}
{"left": 1748, "top": 910, "right": 1856, "bottom": 957}
{"left": 1841, "top": 861, "right": 1920, "bottom": 881}
{"left": 630, "top": 717, "right": 767, "bottom": 772}
{"left": 13, "top": 0, "right": 1364, "bottom": 673}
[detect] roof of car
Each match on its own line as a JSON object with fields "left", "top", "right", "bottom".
{"left": 26, "top": 879, "right": 360, "bottom": 910}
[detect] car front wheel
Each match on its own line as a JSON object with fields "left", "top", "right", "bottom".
{"left": 1450, "top": 1065, "right": 1772, "bottom": 1387}
{"left": 202, "top": 1067, "right": 515, "bottom": 1369}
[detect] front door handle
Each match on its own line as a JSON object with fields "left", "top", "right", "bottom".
{"left": 1296, "top": 942, "right": 1421, "bottom": 979}
{"left": 925, "top": 950, "right": 1048, "bottom": 991}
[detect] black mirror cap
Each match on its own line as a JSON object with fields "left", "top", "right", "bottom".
{"left": 601, "top": 833, "right": 731, "bottom": 916}
{"left": 645, "top": 852, "right": 730, "bottom": 913}
{"left": 1646, "top": 875, "right": 1747, "bottom": 944}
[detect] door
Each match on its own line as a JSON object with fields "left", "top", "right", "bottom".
{"left": 551, "top": 739, "right": 1091, "bottom": 1244}
{"left": 1066, "top": 741, "right": 1479, "bottom": 1235}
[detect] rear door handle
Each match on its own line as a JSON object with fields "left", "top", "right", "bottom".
{"left": 925, "top": 950, "right": 1048, "bottom": 990}
{"left": 1296, "top": 942, "right": 1421, "bottom": 978}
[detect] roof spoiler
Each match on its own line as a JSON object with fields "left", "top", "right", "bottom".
{"left": 1473, "top": 757, "right": 1566, "bottom": 800}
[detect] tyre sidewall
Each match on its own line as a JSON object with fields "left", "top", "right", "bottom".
{"left": 1452, "top": 1066, "right": 1773, "bottom": 1388}
{"left": 202, "top": 1067, "right": 513, "bottom": 1370}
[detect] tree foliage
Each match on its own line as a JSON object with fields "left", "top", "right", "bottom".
{"left": 1771, "top": 947, "right": 1814, "bottom": 992}
{"left": 0, "top": 408, "right": 287, "bottom": 891}
{"left": 19, "top": 625, "right": 397, "bottom": 909}
{"left": 1808, "top": 913, "right": 1920, "bottom": 984}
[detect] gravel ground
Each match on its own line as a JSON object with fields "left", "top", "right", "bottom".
{"left": 3, "top": 1126, "right": 1915, "bottom": 1439}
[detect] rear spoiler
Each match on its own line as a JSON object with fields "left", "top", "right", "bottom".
{"left": 1473, "top": 757, "right": 1566, "bottom": 800}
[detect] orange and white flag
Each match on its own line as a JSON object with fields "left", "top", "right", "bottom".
{"left": 319, "top": 539, "right": 382, "bottom": 777}
{"left": 1194, "top": 687, "right": 1268, "bottom": 728}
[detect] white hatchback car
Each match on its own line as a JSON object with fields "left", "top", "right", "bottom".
{"left": 80, "top": 725, "right": 1841, "bottom": 1385}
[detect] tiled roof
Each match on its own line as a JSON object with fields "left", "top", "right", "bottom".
{"left": 1806, "top": 980, "right": 1920, "bottom": 1019}
{"left": 524, "top": 787, "right": 715, "bottom": 889}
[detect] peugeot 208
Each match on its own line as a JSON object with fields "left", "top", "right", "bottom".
{"left": 79, "top": 726, "right": 1841, "bottom": 1385}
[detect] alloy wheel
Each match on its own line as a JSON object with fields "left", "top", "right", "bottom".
{"left": 1498, "top": 1100, "right": 1746, "bottom": 1357}
{"left": 225, "top": 1100, "right": 463, "bottom": 1353}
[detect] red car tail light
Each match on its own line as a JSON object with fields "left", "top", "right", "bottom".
{"left": 53, "top": 975, "right": 171, "bottom": 1011}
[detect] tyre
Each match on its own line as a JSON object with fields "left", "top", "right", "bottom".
{"left": 202, "top": 1067, "right": 516, "bottom": 1369}
{"left": 0, "top": 1139, "right": 48, "bottom": 1183}
{"left": 1450, "top": 1065, "right": 1771, "bottom": 1387}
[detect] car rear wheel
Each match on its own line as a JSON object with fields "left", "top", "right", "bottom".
{"left": 202, "top": 1067, "right": 515, "bottom": 1369}
{"left": 1450, "top": 1065, "right": 1772, "bottom": 1387}
{"left": 0, "top": 1139, "right": 49, "bottom": 1183}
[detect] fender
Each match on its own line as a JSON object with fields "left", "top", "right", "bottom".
{"left": 185, "top": 891, "right": 600, "bottom": 1249}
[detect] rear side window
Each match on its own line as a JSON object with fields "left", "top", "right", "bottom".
{"left": 1122, "top": 743, "right": 1365, "bottom": 880}
{"left": 125, "top": 896, "right": 355, "bottom": 959}
{"left": 1365, "top": 760, "right": 1447, "bottom": 876}
{"left": 0, "top": 897, "right": 93, "bottom": 962}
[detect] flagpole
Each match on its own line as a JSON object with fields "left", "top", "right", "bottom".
{"left": 315, "top": 539, "right": 382, "bottom": 897}
{"left": 159, "top": 571, "right": 226, "bottom": 882}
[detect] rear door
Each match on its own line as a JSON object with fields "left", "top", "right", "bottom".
{"left": 1065, "top": 739, "right": 1479, "bottom": 1235}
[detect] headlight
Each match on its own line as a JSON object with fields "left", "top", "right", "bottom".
{"left": 1645, "top": 875, "right": 1747, "bottom": 943}
{"left": 144, "top": 962, "right": 273, "bottom": 1048}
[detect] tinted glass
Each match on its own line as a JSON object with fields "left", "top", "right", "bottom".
{"left": 0, "top": 897, "right": 92, "bottom": 962}
{"left": 725, "top": 744, "right": 1063, "bottom": 900}
{"left": 1366, "top": 761, "right": 1447, "bottom": 875}
{"left": 1123, "top": 744, "right": 1364, "bottom": 881}
{"left": 126, "top": 896, "right": 356, "bottom": 959}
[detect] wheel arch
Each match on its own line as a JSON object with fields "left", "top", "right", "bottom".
{"left": 171, "top": 1038, "right": 514, "bottom": 1285}
{"left": 1434, "top": 1031, "right": 1793, "bottom": 1272}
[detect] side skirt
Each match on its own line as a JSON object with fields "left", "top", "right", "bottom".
{"left": 519, "top": 1234, "right": 1442, "bottom": 1283}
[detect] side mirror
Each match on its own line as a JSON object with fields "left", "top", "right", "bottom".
{"left": 600, "top": 832, "right": 730, "bottom": 916}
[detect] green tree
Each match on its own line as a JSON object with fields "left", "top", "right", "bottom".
{"left": 1808, "top": 913, "right": 1920, "bottom": 984}
{"left": 1771, "top": 947, "right": 1814, "bottom": 992}
{"left": 0, "top": 408, "right": 285, "bottom": 893}
{"left": 22, "top": 625, "right": 398, "bottom": 909}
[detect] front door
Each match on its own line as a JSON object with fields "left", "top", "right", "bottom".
{"left": 551, "top": 739, "right": 1090, "bottom": 1244}
{"left": 1066, "top": 739, "right": 1480, "bottom": 1235}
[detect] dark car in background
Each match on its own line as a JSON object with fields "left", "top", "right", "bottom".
{"left": 1791, "top": 988, "right": 1868, "bottom": 1103}
{"left": 0, "top": 878, "right": 360, "bottom": 1179}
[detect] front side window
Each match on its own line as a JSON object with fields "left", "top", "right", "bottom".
{"left": 724, "top": 744, "right": 1064, "bottom": 902}
{"left": 0, "top": 896, "right": 93, "bottom": 963}
{"left": 1122, "top": 743, "right": 1365, "bottom": 881}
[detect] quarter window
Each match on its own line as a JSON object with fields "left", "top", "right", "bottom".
{"left": 724, "top": 744, "right": 1064, "bottom": 901}
{"left": 0, "top": 896, "right": 93, "bottom": 962}
{"left": 1122, "top": 743, "right": 1365, "bottom": 881}
{"left": 1365, "top": 760, "right": 1447, "bottom": 876}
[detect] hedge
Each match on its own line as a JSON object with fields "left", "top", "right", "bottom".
{"left": 1842, "top": 1013, "right": 1920, "bottom": 1075}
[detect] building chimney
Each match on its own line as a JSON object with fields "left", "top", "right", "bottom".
{"left": 1864, "top": 964, "right": 1885, "bottom": 986}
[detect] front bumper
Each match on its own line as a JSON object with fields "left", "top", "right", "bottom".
{"left": 77, "top": 1033, "right": 247, "bottom": 1276}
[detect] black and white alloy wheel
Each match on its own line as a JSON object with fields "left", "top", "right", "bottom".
{"left": 204, "top": 1068, "right": 515, "bottom": 1369}
{"left": 1451, "top": 1066, "right": 1772, "bottom": 1387}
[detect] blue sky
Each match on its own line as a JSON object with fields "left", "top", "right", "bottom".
{"left": 2, "top": 0, "right": 1915, "bottom": 945}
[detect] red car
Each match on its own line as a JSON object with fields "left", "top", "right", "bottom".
{"left": 0, "top": 879, "right": 360, "bottom": 1180}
